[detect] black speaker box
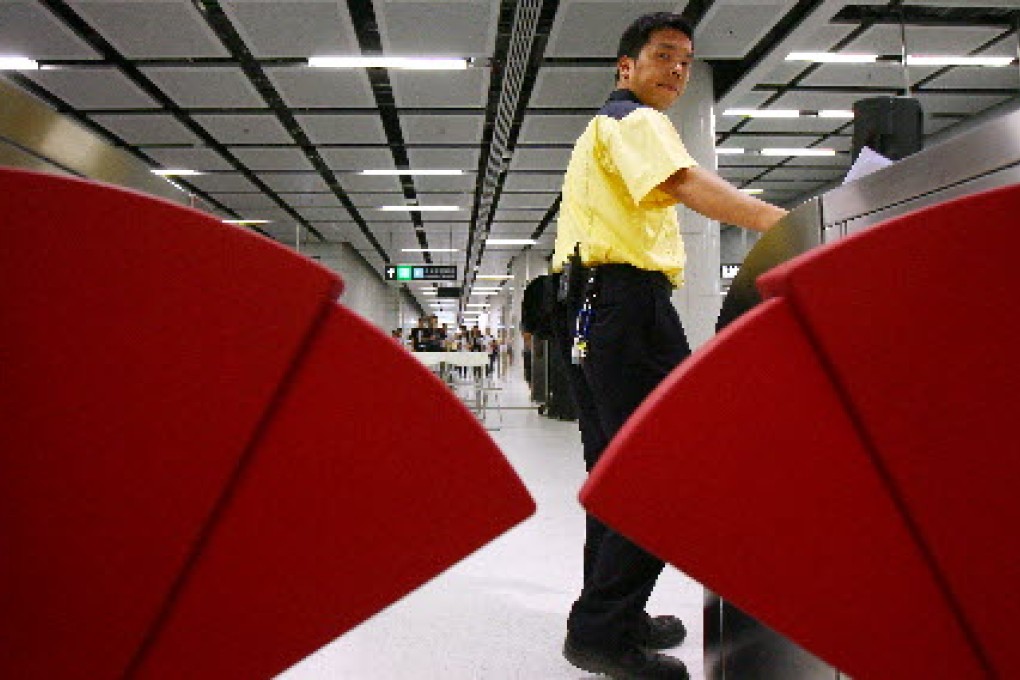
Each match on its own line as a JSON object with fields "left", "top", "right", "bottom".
{"left": 852, "top": 96, "right": 924, "bottom": 162}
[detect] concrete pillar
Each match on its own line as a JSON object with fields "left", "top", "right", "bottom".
{"left": 666, "top": 60, "right": 721, "bottom": 350}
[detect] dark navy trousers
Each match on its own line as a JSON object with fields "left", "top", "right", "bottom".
{"left": 553, "top": 263, "right": 691, "bottom": 650}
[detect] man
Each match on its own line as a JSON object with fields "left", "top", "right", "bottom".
{"left": 552, "top": 12, "right": 788, "bottom": 679}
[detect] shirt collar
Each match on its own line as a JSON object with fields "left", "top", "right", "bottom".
{"left": 607, "top": 89, "right": 643, "bottom": 105}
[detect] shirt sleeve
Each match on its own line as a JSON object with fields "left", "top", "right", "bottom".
{"left": 604, "top": 108, "right": 698, "bottom": 206}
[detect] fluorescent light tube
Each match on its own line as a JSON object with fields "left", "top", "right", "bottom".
{"left": 786, "top": 52, "right": 878, "bottom": 64}
{"left": 818, "top": 110, "right": 854, "bottom": 118}
{"left": 309, "top": 56, "right": 468, "bottom": 70}
{"left": 361, "top": 169, "right": 465, "bottom": 176}
{"left": 152, "top": 168, "right": 204, "bottom": 176}
{"left": 380, "top": 205, "right": 461, "bottom": 212}
{"left": 761, "top": 148, "right": 837, "bottom": 157}
{"left": 723, "top": 109, "right": 801, "bottom": 118}
{"left": 477, "top": 274, "right": 513, "bottom": 280}
{"left": 401, "top": 248, "right": 459, "bottom": 252}
{"left": 906, "top": 55, "right": 1013, "bottom": 68}
{"left": 715, "top": 148, "right": 746, "bottom": 155}
{"left": 486, "top": 238, "right": 536, "bottom": 245}
{"left": 0, "top": 57, "right": 39, "bottom": 70}
{"left": 223, "top": 219, "right": 271, "bottom": 225}
{"left": 739, "top": 188, "right": 765, "bottom": 195}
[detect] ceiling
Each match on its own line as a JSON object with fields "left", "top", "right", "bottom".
{"left": 3, "top": 0, "right": 1019, "bottom": 315}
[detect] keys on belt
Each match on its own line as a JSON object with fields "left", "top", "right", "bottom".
{"left": 571, "top": 270, "right": 597, "bottom": 365}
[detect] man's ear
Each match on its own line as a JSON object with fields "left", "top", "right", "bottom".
{"left": 617, "top": 55, "right": 632, "bottom": 81}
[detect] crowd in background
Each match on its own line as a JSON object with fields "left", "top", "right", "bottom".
{"left": 391, "top": 315, "right": 512, "bottom": 376}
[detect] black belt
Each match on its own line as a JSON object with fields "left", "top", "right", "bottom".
{"left": 587, "top": 263, "right": 671, "bottom": 291}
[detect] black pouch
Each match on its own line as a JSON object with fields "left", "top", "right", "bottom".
{"left": 557, "top": 243, "right": 584, "bottom": 303}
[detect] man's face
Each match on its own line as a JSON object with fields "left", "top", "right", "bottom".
{"left": 618, "top": 28, "right": 694, "bottom": 111}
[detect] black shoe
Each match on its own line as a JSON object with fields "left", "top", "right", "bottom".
{"left": 563, "top": 635, "right": 690, "bottom": 679}
{"left": 638, "top": 615, "right": 687, "bottom": 650}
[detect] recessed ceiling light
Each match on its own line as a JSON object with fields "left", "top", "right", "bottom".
{"left": 380, "top": 205, "right": 461, "bottom": 212}
{"left": 786, "top": 52, "right": 878, "bottom": 64}
{"left": 486, "top": 238, "right": 536, "bottom": 245}
{"left": 817, "top": 110, "right": 854, "bottom": 118}
{"left": 723, "top": 109, "right": 801, "bottom": 118}
{"left": 0, "top": 57, "right": 39, "bottom": 70}
{"left": 152, "top": 168, "right": 204, "bottom": 176}
{"left": 361, "top": 169, "right": 465, "bottom": 176}
{"left": 308, "top": 56, "right": 469, "bottom": 70}
{"left": 906, "top": 55, "right": 1013, "bottom": 68}
{"left": 223, "top": 219, "right": 271, "bottom": 225}
{"left": 761, "top": 148, "right": 837, "bottom": 157}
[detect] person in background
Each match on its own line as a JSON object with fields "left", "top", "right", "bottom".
{"left": 551, "top": 12, "right": 788, "bottom": 679}
{"left": 410, "top": 317, "right": 429, "bottom": 352}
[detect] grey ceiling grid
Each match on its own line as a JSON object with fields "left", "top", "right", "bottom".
{"left": 3, "top": 0, "right": 1019, "bottom": 316}
{"left": 461, "top": 0, "right": 560, "bottom": 306}
{"left": 709, "top": 0, "right": 829, "bottom": 101}
{"left": 346, "top": 0, "right": 432, "bottom": 265}
{"left": 192, "top": 0, "right": 390, "bottom": 261}
{"left": 35, "top": 0, "right": 327, "bottom": 242}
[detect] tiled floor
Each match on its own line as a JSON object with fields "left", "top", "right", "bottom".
{"left": 278, "top": 367, "right": 705, "bottom": 679}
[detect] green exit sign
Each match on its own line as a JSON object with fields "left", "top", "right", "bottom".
{"left": 385, "top": 265, "right": 458, "bottom": 282}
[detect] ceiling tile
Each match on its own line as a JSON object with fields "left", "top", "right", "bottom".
{"left": 277, "top": 192, "right": 346, "bottom": 208}
{"left": 503, "top": 172, "right": 565, "bottom": 192}
{"left": 192, "top": 113, "right": 293, "bottom": 144}
{"left": 376, "top": 0, "right": 496, "bottom": 56}
{"left": 737, "top": 117, "right": 853, "bottom": 135}
{"left": 141, "top": 67, "right": 265, "bottom": 108}
{"left": 320, "top": 147, "right": 395, "bottom": 171}
{"left": 696, "top": 1, "right": 799, "bottom": 59}
{"left": 530, "top": 67, "right": 614, "bottom": 108}
{"left": 518, "top": 114, "right": 591, "bottom": 144}
{"left": 257, "top": 171, "right": 330, "bottom": 193}
{"left": 405, "top": 147, "right": 480, "bottom": 170}
{"left": 297, "top": 114, "right": 387, "bottom": 144}
{"left": 332, "top": 173, "right": 404, "bottom": 192}
{"left": 296, "top": 206, "right": 351, "bottom": 221}
{"left": 213, "top": 192, "right": 281, "bottom": 210}
{"left": 412, "top": 174, "right": 478, "bottom": 192}
{"left": 89, "top": 113, "right": 202, "bottom": 144}
{"left": 23, "top": 67, "right": 157, "bottom": 109}
{"left": 0, "top": 2, "right": 99, "bottom": 59}
{"left": 265, "top": 67, "right": 376, "bottom": 108}
{"left": 497, "top": 193, "right": 554, "bottom": 209}
{"left": 221, "top": 1, "right": 359, "bottom": 58}
{"left": 230, "top": 147, "right": 315, "bottom": 171}
{"left": 184, "top": 172, "right": 260, "bottom": 193}
{"left": 847, "top": 23, "right": 1006, "bottom": 56}
{"left": 546, "top": 0, "right": 677, "bottom": 57}
{"left": 912, "top": 91, "right": 1011, "bottom": 116}
{"left": 390, "top": 69, "right": 489, "bottom": 108}
{"left": 400, "top": 114, "right": 484, "bottom": 143}
{"left": 69, "top": 1, "right": 229, "bottom": 58}
{"left": 508, "top": 147, "right": 572, "bottom": 171}
{"left": 143, "top": 146, "right": 235, "bottom": 171}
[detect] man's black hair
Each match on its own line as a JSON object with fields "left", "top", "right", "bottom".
{"left": 616, "top": 12, "right": 693, "bottom": 79}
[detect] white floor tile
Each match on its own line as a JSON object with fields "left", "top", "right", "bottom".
{"left": 278, "top": 370, "right": 705, "bottom": 679}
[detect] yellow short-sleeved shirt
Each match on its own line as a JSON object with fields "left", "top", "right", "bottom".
{"left": 552, "top": 89, "right": 697, "bottom": 287}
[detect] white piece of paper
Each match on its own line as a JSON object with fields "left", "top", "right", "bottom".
{"left": 843, "top": 146, "right": 895, "bottom": 184}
